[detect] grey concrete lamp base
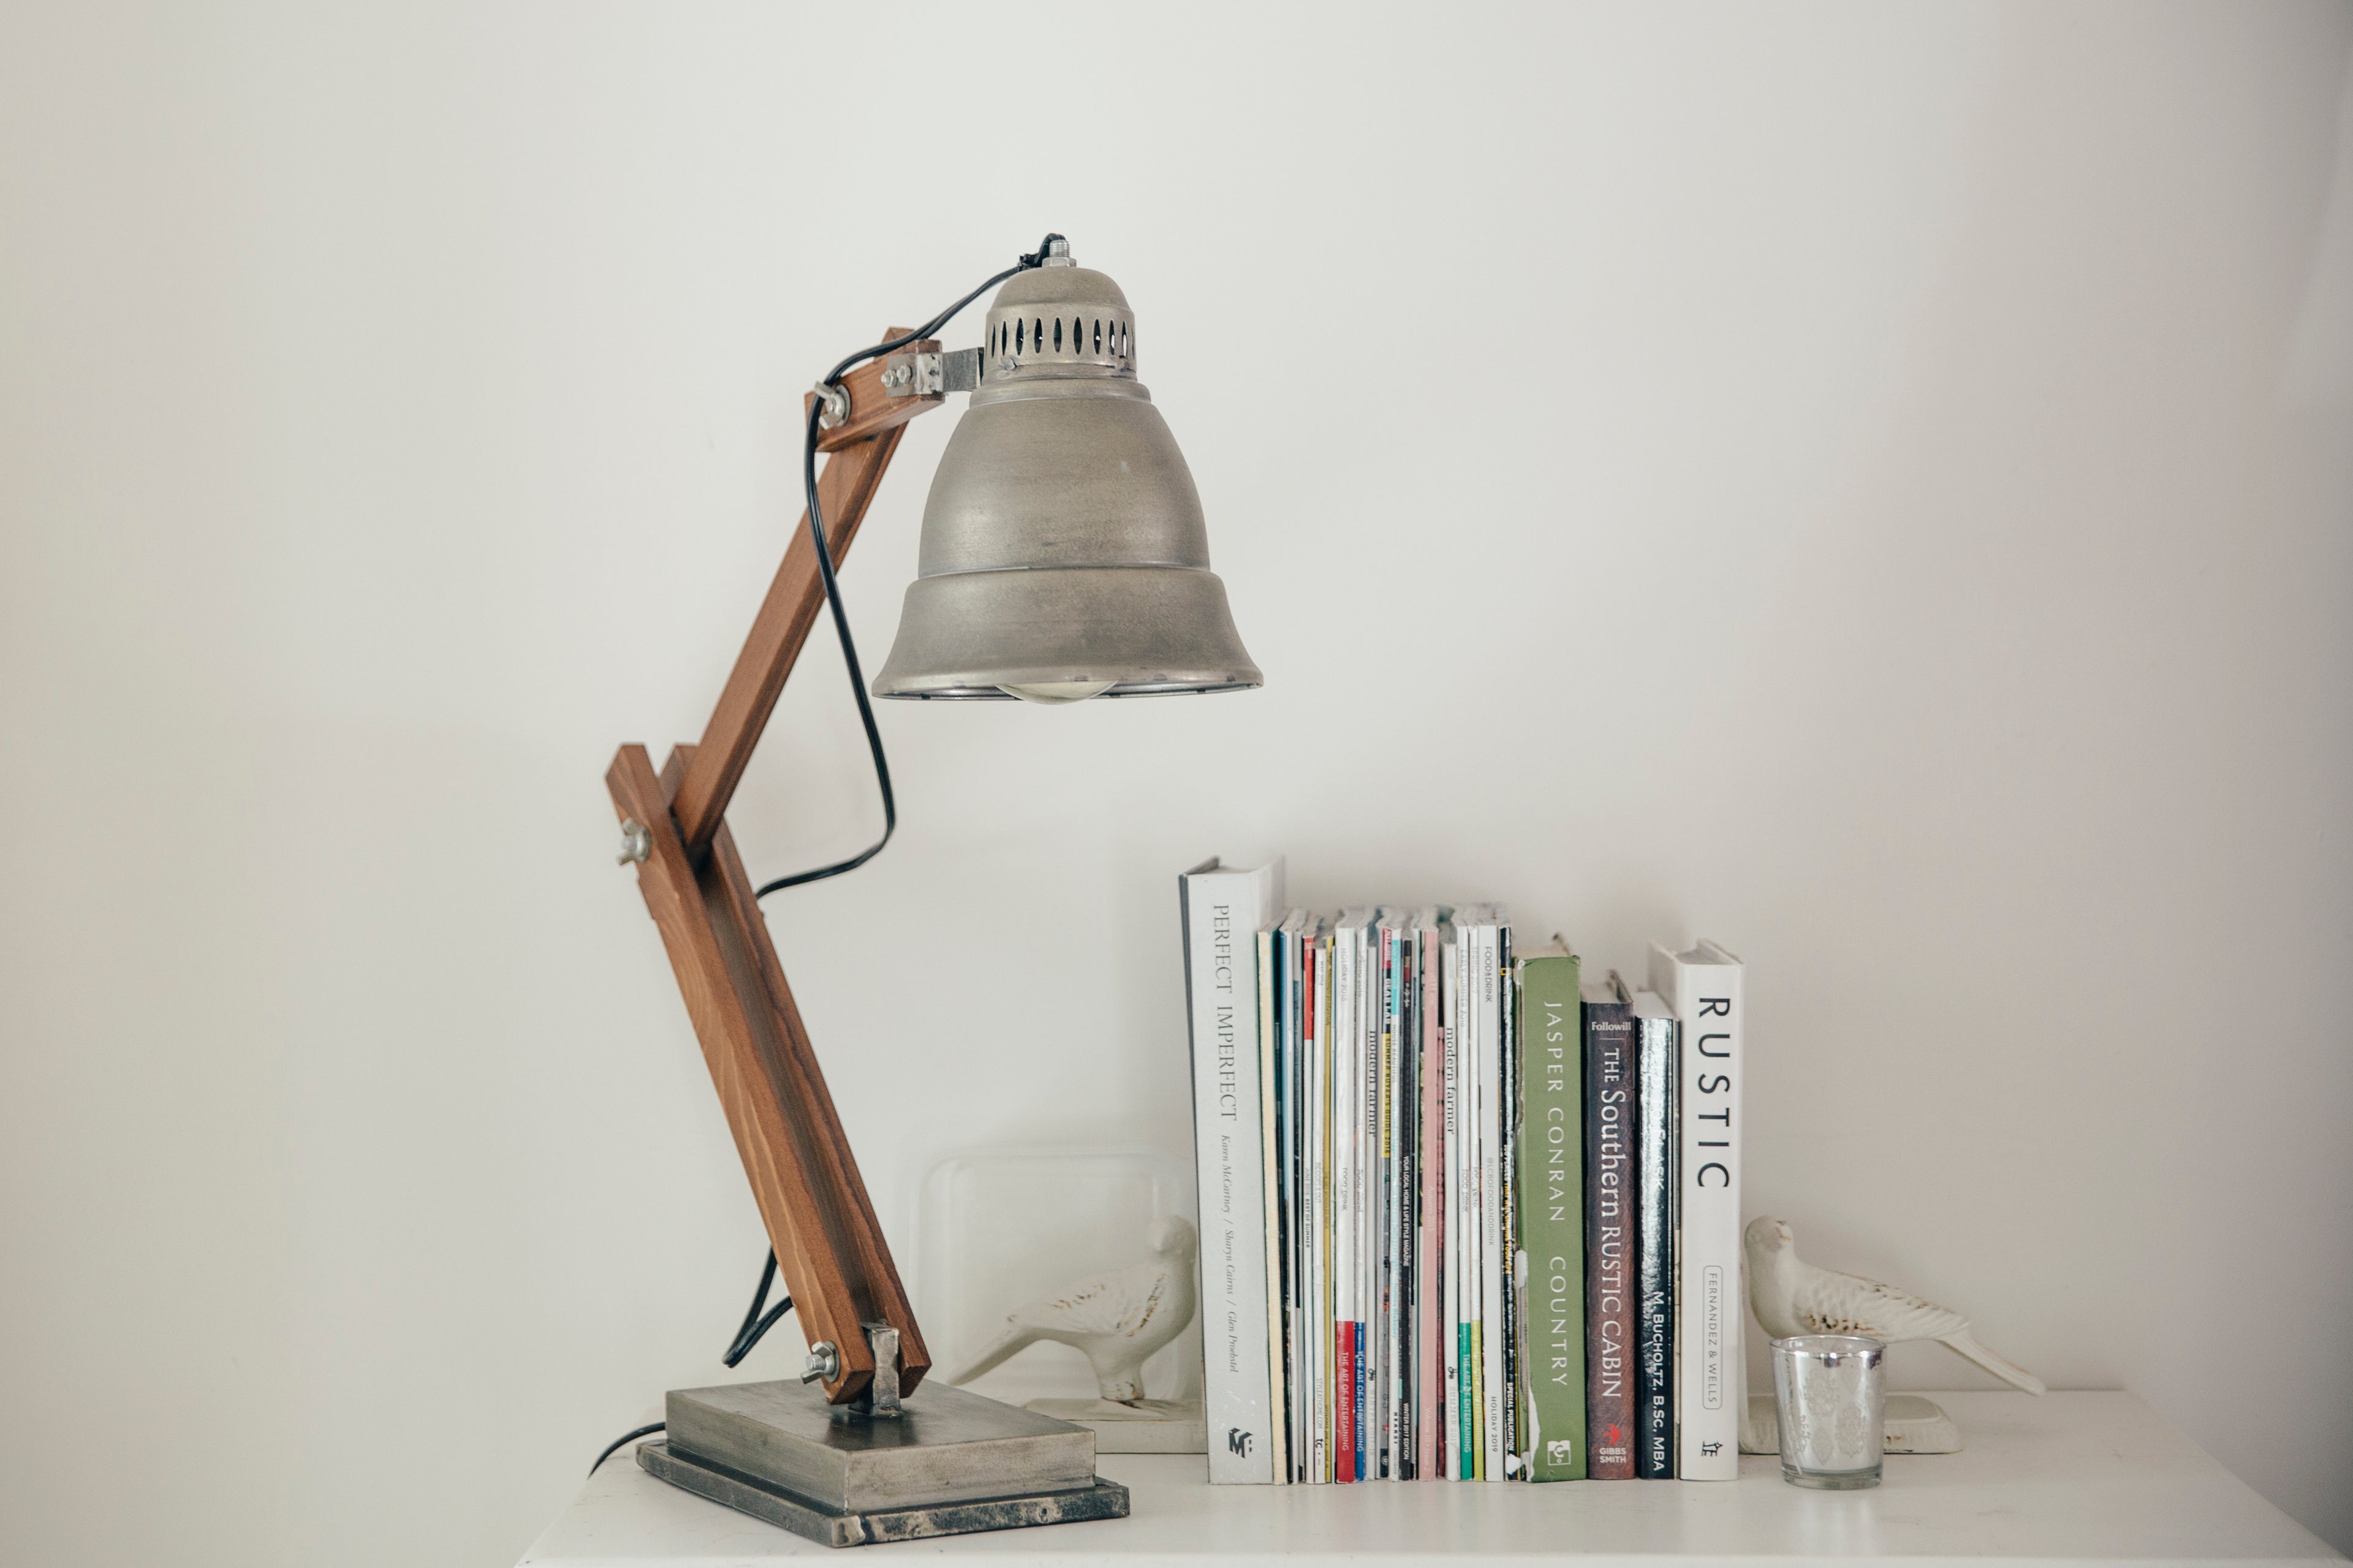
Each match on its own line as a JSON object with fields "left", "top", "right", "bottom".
{"left": 637, "top": 1379, "right": 1131, "bottom": 1549}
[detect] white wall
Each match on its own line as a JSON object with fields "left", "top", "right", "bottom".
{"left": 4, "top": 4, "right": 2347, "bottom": 1562}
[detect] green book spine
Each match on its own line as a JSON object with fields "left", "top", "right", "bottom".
{"left": 1457, "top": 1323, "right": 1476, "bottom": 1476}
{"left": 1471, "top": 1322, "right": 1487, "bottom": 1479}
{"left": 1518, "top": 950, "right": 1587, "bottom": 1480}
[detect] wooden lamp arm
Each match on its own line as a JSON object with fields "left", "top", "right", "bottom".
{"left": 605, "top": 332, "right": 944, "bottom": 1404}
{"left": 670, "top": 337, "right": 941, "bottom": 857}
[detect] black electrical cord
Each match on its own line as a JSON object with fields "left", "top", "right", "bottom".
{"left": 588, "top": 1422, "right": 666, "bottom": 1477}
{"left": 585, "top": 1249, "right": 797, "bottom": 1475}
{"left": 722, "top": 1248, "right": 794, "bottom": 1368}
{"left": 751, "top": 233, "right": 1062, "bottom": 899}
{"left": 747, "top": 393, "right": 900, "bottom": 895}
{"left": 591, "top": 237, "right": 1065, "bottom": 1480}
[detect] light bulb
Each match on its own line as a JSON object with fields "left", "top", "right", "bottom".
{"left": 998, "top": 680, "right": 1116, "bottom": 705}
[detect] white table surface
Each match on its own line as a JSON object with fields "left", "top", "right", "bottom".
{"left": 519, "top": 1392, "right": 2341, "bottom": 1566}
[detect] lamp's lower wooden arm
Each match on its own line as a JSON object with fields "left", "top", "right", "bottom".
{"left": 607, "top": 742, "right": 930, "bottom": 1403}
{"left": 604, "top": 336, "right": 947, "bottom": 1404}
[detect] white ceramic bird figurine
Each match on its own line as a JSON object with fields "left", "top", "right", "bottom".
{"left": 944, "top": 1216, "right": 1198, "bottom": 1404}
{"left": 1746, "top": 1216, "right": 2046, "bottom": 1395}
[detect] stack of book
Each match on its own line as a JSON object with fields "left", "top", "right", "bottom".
{"left": 1178, "top": 858, "right": 1746, "bottom": 1485}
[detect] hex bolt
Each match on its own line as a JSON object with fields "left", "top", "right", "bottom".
{"left": 800, "top": 1341, "right": 839, "bottom": 1385}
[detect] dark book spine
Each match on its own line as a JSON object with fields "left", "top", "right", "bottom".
{"left": 1393, "top": 933, "right": 1417, "bottom": 1478}
{"left": 1285, "top": 926, "right": 1310, "bottom": 1480}
{"left": 1496, "top": 925, "right": 1518, "bottom": 1475}
{"left": 1634, "top": 1009, "right": 1677, "bottom": 1478}
{"left": 1582, "top": 983, "right": 1638, "bottom": 1480}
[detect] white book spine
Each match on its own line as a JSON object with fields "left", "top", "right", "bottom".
{"left": 1180, "top": 860, "right": 1284, "bottom": 1483}
{"left": 1458, "top": 928, "right": 1479, "bottom": 1475}
{"left": 1458, "top": 909, "right": 1477, "bottom": 1469}
{"left": 1333, "top": 924, "right": 1357, "bottom": 1478}
{"left": 1336, "top": 918, "right": 1355, "bottom": 1393}
{"left": 1347, "top": 932, "right": 1361, "bottom": 1471}
{"left": 1308, "top": 926, "right": 1331, "bottom": 1483}
{"left": 1650, "top": 939, "right": 1744, "bottom": 1482}
{"left": 1478, "top": 921, "right": 1506, "bottom": 1479}
{"left": 1297, "top": 925, "right": 1317, "bottom": 1483}
{"left": 1338, "top": 926, "right": 1357, "bottom": 1477}
{"left": 1453, "top": 923, "right": 1469, "bottom": 1473}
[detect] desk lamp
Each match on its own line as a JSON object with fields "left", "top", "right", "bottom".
{"left": 602, "top": 235, "right": 1259, "bottom": 1547}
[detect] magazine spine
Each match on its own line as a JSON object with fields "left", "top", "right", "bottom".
{"left": 1477, "top": 917, "right": 1506, "bottom": 1480}
{"left": 1306, "top": 926, "right": 1331, "bottom": 1483}
{"left": 1415, "top": 917, "right": 1446, "bottom": 1480}
{"left": 1440, "top": 932, "right": 1458, "bottom": 1469}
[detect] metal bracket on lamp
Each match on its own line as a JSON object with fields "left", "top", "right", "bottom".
{"left": 880, "top": 347, "right": 983, "bottom": 398}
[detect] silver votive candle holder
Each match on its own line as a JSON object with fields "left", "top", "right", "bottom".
{"left": 1771, "top": 1334, "right": 1885, "bottom": 1488}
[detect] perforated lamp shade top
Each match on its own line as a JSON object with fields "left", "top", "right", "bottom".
{"left": 870, "top": 260, "right": 1261, "bottom": 702}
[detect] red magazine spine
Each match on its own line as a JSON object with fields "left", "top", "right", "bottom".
{"left": 1336, "top": 1324, "right": 1357, "bottom": 1482}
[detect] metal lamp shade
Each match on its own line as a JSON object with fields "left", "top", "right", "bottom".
{"left": 871, "top": 261, "right": 1260, "bottom": 702}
